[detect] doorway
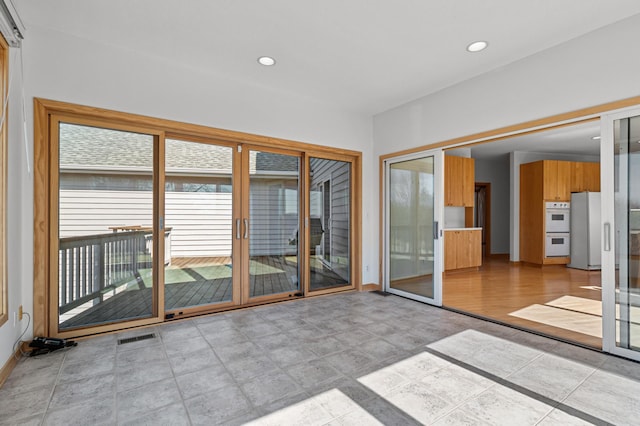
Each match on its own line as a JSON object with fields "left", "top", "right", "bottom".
{"left": 441, "top": 122, "right": 604, "bottom": 348}
{"left": 383, "top": 150, "right": 443, "bottom": 305}
{"left": 38, "top": 100, "right": 361, "bottom": 339}
{"left": 475, "top": 182, "right": 491, "bottom": 258}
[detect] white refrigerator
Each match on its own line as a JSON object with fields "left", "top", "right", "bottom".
{"left": 567, "top": 192, "right": 601, "bottom": 270}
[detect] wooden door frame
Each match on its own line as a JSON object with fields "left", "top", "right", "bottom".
{"left": 34, "top": 98, "right": 363, "bottom": 339}
{"left": 475, "top": 182, "right": 491, "bottom": 258}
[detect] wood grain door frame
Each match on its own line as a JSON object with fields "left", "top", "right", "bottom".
{"left": 34, "top": 98, "right": 363, "bottom": 339}
{"left": 475, "top": 182, "right": 491, "bottom": 258}
{"left": 47, "top": 113, "right": 167, "bottom": 339}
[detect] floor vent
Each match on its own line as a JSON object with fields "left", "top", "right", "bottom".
{"left": 118, "top": 333, "right": 156, "bottom": 345}
{"left": 372, "top": 290, "right": 392, "bottom": 296}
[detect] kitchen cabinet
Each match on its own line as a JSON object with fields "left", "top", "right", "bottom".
{"left": 583, "top": 162, "right": 600, "bottom": 192}
{"left": 543, "top": 160, "right": 572, "bottom": 201}
{"left": 444, "top": 229, "right": 482, "bottom": 271}
{"left": 570, "top": 161, "right": 600, "bottom": 193}
{"left": 520, "top": 159, "right": 599, "bottom": 265}
{"left": 445, "top": 155, "right": 475, "bottom": 207}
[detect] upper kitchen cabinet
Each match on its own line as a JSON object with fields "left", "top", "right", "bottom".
{"left": 574, "top": 161, "right": 600, "bottom": 192}
{"left": 527, "top": 160, "right": 599, "bottom": 202}
{"left": 542, "top": 160, "right": 572, "bottom": 201}
{"left": 445, "top": 155, "right": 475, "bottom": 207}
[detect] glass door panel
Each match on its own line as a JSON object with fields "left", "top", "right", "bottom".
{"left": 164, "top": 139, "right": 235, "bottom": 311}
{"left": 308, "top": 157, "right": 351, "bottom": 292}
{"left": 608, "top": 115, "right": 640, "bottom": 356}
{"left": 246, "top": 150, "right": 300, "bottom": 299}
{"left": 57, "top": 122, "right": 156, "bottom": 330}
{"left": 385, "top": 151, "right": 442, "bottom": 305}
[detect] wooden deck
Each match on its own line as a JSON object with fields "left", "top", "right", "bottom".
{"left": 59, "top": 255, "right": 348, "bottom": 329}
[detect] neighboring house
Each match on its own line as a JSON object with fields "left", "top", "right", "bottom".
{"left": 58, "top": 123, "right": 302, "bottom": 259}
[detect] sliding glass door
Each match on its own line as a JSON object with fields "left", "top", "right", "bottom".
{"left": 55, "top": 120, "right": 162, "bottom": 331}
{"left": 49, "top": 112, "right": 356, "bottom": 337}
{"left": 244, "top": 149, "right": 301, "bottom": 302}
{"left": 163, "top": 139, "right": 238, "bottom": 313}
{"left": 307, "top": 157, "right": 352, "bottom": 293}
{"left": 601, "top": 108, "right": 640, "bottom": 361}
{"left": 384, "top": 150, "right": 443, "bottom": 305}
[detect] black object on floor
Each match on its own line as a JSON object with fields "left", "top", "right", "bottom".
{"left": 372, "top": 290, "right": 392, "bottom": 296}
{"left": 28, "top": 336, "right": 77, "bottom": 356}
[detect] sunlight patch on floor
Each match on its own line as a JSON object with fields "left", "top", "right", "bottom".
{"left": 355, "top": 329, "right": 607, "bottom": 424}
{"left": 509, "top": 304, "right": 602, "bottom": 338}
{"left": 244, "top": 388, "right": 382, "bottom": 426}
{"left": 545, "top": 295, "right": 602, "bottom": 316}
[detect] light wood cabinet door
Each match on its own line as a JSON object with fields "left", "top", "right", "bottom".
{"left": 519, "top": 161, "right": 544, "bottom": 264}
{"left": 444, "top": 156, "right": 460, "bottom": 206}
{"left": 456, "top": 230, "right": 482, "bottom": 268}
{"left": 542, "top": 160, "right": 558, "bottom": 200}
{"left": 570, "top": 161, "right": 585, "bottom": 193}
{"left": 542, "top": 160, "right": 571, "bottom": 201}
{"left": 462, "top": 157, "right": 475, "bottom": 207}
{"left": 556, "top": 161, "right": 572, "bottom": 201}
{"left": 444, "top": 229, "right": 482, "bottom": 271}
{"left": 583, "top": 162, "right": 600, "bottom": 192}
{"left": 445, "top": 156, "right": 475, "bottom": 207}
{"left": 444, "top": 231, "right": 458, "bottom": 271}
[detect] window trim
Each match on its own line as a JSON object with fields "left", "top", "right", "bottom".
{"left": 0, "top": 34, "right": 9, "bottom": 328}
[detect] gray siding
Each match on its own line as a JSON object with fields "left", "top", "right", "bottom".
{"left": 309, "top": 158, "right": 351, "bottom": 281}
{"left": 249, "top": 179, "right": 299, "bottom": 257}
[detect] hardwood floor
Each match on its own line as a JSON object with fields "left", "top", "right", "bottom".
{"left": 443, "top": 256, "right": 603, "bottom": 348}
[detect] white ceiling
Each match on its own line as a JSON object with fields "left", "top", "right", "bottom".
{"left": 15, "top": 1, "right": 640, "bottom": 115}
{"left": 448, "top": 121, "right": 602, "bottom": 160}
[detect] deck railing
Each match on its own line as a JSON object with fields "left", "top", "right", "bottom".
{"left": 58, "top": 230, "right": 152, "bottom": 314}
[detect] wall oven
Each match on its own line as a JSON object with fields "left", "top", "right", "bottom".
{"left": 546, "top": 233, "right": 570, "bottom": 257}
{"left": 545, "top": 202, "right": 570, "bottom": 233}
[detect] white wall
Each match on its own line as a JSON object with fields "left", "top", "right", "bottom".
{"left": 373, "top": 13, "right": 640, "bottom": 274}
{"left": 475, "top": 156, "right": 510, "bottom": 254}
{"left": 509, "top": 152, "right": 599, "bottom": 261}
{"left": 0, "top": 25, "right": 376, "bottom": 370}
{"left": 4, "top": 6, "right": 640, "bottom": 372}
{"left": 0, "top": 47, "right": 29, "bottom": 372}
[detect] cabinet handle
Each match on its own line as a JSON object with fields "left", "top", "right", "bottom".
{"left": 244, "top": 218, "right": 249, "bottom": 239}
{"left": 236, "top": 219, "right": 240, "bottom": 239}
{"left": 604, "top": 222, "right": 611, "bottom": 252}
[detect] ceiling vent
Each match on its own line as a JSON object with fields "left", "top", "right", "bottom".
{"left": 0, "top": 0, "right": 24, "bottom": 47}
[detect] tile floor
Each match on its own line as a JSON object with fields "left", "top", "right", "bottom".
{"left": 1, "top": 291, "right": 640, "bottom": 425}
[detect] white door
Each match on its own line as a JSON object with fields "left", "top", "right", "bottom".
{"left": 601, "top": 107, "right": 640, "bottom": 361}
{"left": 384, "top": 150, "right": 443, "bottom": 305}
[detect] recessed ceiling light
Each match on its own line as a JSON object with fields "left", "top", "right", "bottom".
{"left": 466, "top": 41, "right": 488, "bottom": 53}
{"left": 257, "top": 56, "right": 276, "bottom": 66}
{"left": 592, "top": 136, "right": 601, "bottom": 140}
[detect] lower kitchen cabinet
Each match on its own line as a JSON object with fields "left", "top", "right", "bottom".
{"left": 444, "top": 229, "right": 482, "bottom": 271}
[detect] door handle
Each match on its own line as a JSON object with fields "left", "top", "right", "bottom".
{"left": 604, "top": 222, "right": 611, "bottom": 252}
{"left": 236, "top": 219, "right": 241, "bottom": 240}
{"left": 433, "top": 221, "right": 439, "bottom": 240}
{"left": 244, "top": 219, "right": 249, "bottom": 239}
